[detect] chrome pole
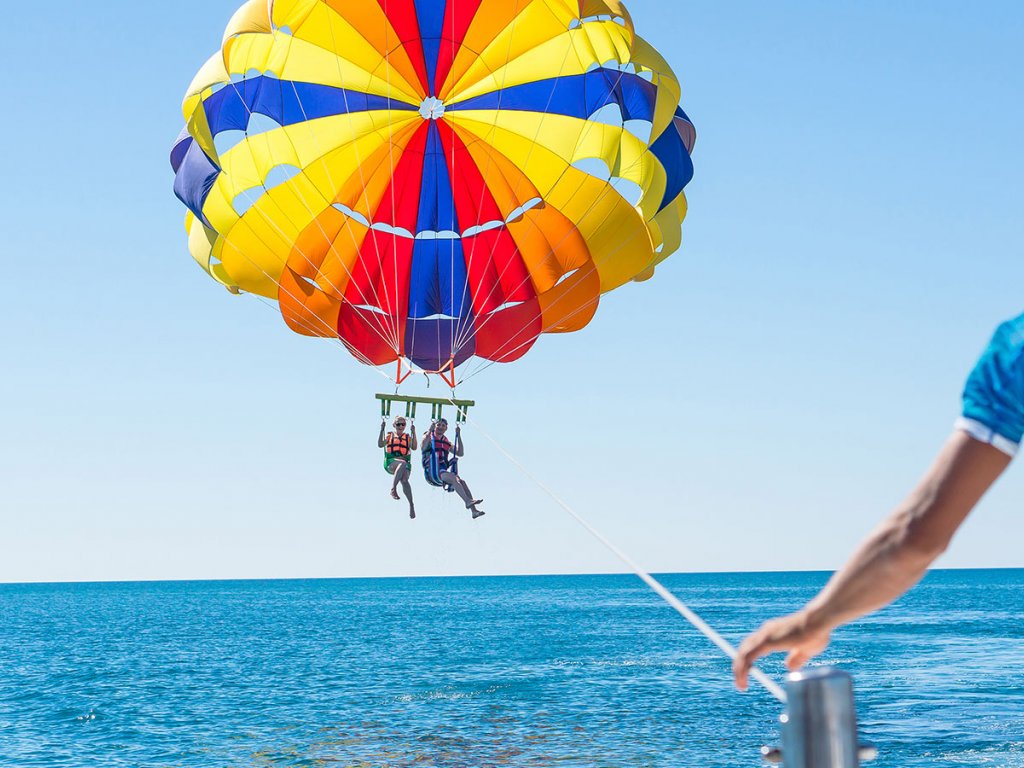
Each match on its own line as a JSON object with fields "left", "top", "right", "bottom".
{"left": 761, "top": 667, "right": 877, "bottom": 767}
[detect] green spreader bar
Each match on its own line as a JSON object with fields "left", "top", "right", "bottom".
{"left": 377, "top": 394, "right": 475, "bottom": 423}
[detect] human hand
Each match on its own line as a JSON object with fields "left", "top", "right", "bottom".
{"left": 732, "top": 611, "right": 832, "bottom": 691}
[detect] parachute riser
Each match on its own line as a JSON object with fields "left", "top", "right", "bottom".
{"left": 393, "top": 357, "right": 457, "bottom": 389}
{"left": 395, "top": 359, "right": 414, "bottom": 386}
{"left": 376, "top": 393, "right": 474, "bottom": 424}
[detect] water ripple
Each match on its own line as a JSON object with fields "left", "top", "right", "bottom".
{"left": 0, "top": 571, "right": 1022, "bottom": 766}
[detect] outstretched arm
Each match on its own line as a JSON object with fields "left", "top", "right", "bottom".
{"left": 377, "top": 420, "right": 387, "bottom": 449}
{"left": 733, "top": 430, "right": 1012, "bottom": 690}
{"left": 455, "top": 426, "right": 464, "bottom": 457}
{"left": 410, "top": 423, "right": 418, "bottom": 451}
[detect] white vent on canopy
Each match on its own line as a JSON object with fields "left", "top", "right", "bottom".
{"left": 418, "top": 97, "right": 446, "bottom": 120}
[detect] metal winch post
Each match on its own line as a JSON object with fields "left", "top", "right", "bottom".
{"left": 783, "top": 667, "right": 859, "bottom": 767}
{"left": 762, "top": 667, "right": 876, "bottom": 767}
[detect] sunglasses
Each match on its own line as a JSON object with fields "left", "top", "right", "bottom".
{"left": 394, "top": 422, "right": 407, "bottom": 427}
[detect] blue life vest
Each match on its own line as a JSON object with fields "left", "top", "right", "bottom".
{"left": 422, "top": 433, "right": 458, "bottom": 491}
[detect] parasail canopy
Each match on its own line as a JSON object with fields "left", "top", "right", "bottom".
{"left": 172, "top": 0, "right": 696, "bottom": 377}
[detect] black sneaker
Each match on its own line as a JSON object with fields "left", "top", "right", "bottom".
{"left": 471, "top": 509, "right": 485, "bottom": 519}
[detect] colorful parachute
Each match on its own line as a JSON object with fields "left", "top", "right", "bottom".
{"left": 171, "top": 0, "right": 695, "bottom": 378}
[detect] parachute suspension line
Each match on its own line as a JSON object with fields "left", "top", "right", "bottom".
{"left": 457, "top": 24, "right": 576, "bottom": 351}
{"left": 450, "top": 0, "right": 457, "bottom": 368}
{"left": 457, "top": 186, "right": 635, "bottom": 382}
{"left": 229, "top": 213, "right": 418, "bottom": 387}
{"left": 223, "top": 67, "right": 399, "bottom": 354}
{"left": 204, "top": 208, "right": 350, "bottom": 345}
{"left": 322, "top": 17, "right": 404, "bottom": 354}
{"left": 220, "top": 68, "right": 402, "bottom": 358}
{"left": 447, "top": 0, "right": 530, "bottom": 358}
{"left": 447, "top": 0, "right": 455, "bottom": 371}
{"left": 217, "top": 185, "right": 411, "bottom": 374}
{"left": 456, "top": 292, "right": 598, "bottom": 386}
{"left": 209, "top": 134, "right": 394, "bottom": 378}
{"left": 227, "top": 179, "right": 400, "bottom": 357}
{"left": 458, "top": 181, "right": 663, "bottom": 387}
{"left": 452, "top": 31, "right": 641, "bottom": 359}
{"left": 449, "top": 0, "right": 532, "bottom": 358}
{"left": 428, "top": 0, "right": 577, "bottom": 372}
{"left": 465, "top": 25, "right": 685, "bottom": 369}
{"left": 455, "top": 404, "right": 787, "bottom": 704}
{"left": 456, "top": 171, "right": 640, "bottom": 384}
{"left": 379, "top": 0, "right": 430, "bottom": 385}
{"left": 457, "top": 50, "right": 672, "bottom": 384}
{"left": 384, "top": 0, "right": 405, "bottom": 366}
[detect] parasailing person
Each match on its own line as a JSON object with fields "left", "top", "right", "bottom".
{"left": 422, "top": 419, "right": 485, "bottom": 519}
{"left": 379, "top": 416, "right": 418, "bottom": 519}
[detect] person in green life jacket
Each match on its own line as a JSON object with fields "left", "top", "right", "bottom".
{"left": 733, "top": 312, "right": 1024, "bottom": 691}
{"left": 422, "top": 418, "right": 485, "bottom": 519}
{"left": 378, "top": 416, "right": 418, "bottom": 519}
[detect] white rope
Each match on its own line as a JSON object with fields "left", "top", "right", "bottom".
{"left": 456, "top": 404, "right": 788, "bottom": 704}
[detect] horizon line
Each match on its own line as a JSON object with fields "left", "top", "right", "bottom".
{"left": 2, "top": 566, "right": 1021, "bottom": 588}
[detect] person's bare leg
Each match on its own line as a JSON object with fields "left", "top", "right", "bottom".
{"left": 392, "top": 461, "right": 408, "bottom": 492}
{"left": 387, "top": 462, "right": 404, "bottom": 500}
{"left": 400, "top": 469, "right": 415, "bottom": 519}
{"left": 457, "top": 478, "right": 483, "bottom": 509}
{"left": 440, "top": 472, "right": 484, "bottom": 518}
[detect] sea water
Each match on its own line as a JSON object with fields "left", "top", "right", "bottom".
{"left": 0, "top": 570, "right": 1022, "bottom": 767}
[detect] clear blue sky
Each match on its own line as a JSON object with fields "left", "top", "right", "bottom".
{"left": 1, "top": 1, "right": 1021, "bottom": 582}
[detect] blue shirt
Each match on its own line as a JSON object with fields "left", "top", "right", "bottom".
{"left": 959, "top": 313, "right": 1024, "bottom": 456}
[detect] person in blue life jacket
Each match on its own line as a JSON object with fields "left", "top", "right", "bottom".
{"left": 734, "top": 312, "right": 1024, "bottom": 691}
{"left": 378, "top": 416, "right": 418, "bottom": 519}
{"left": 422, "top": 418, "right": 485, "bottom": 519}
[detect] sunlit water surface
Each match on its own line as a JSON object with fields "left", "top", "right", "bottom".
{"left": 1, "top": 570, "right": 1022, "bottom": 767}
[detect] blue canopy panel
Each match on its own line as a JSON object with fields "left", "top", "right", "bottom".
{"left": 170, "top": 126, "right": 193, "bottom": 173}
{"left": 414, "top": 0, "right": 447, "bottom": 95}
{"left": 405, "top": 311, "right": 476, "bottom": 370}
{"left": 405, "top": 121, "right": 475, "bottom": 370}
{"left": 172, "top": 138, "right": 220, "bottom": 228}
{"left": 651, "top": 107, "right": 695, "bottom": 211}
{"left": 447, "top": 70, "right": 657, "bottom": 123}
{"left": 172, "top": 77, "right": 414, "bottom": 228}
{"left": 200, "top": 75, "right": 412, "bottom": 137}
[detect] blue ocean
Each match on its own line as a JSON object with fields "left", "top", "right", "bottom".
{"left": 1, "top": 570, "right": 1022, "bottom": 767}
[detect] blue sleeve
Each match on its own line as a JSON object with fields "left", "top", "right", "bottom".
{"left": 960, "top": 313, "right": 1024, "bottom": 452}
